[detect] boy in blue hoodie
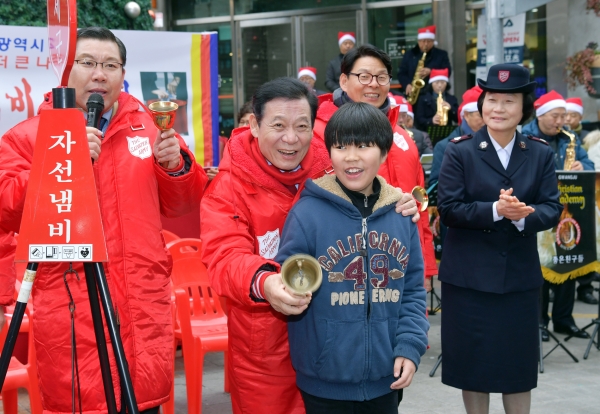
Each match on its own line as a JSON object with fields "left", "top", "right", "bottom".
{"left": 275, "top": 102, "right": 429, "bottom": 413}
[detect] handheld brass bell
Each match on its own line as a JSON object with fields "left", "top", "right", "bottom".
{"left": 412, "top": 186, "right": 429, "bottom": 212}
{"left": 148, "top": 101, "right": 179, "bottom": 131}
{"left": 281, "top": 254, "right": 322, "bottom": 295}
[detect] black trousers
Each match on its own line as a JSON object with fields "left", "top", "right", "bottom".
{"left": 300, "top": 390, "right": 399, "bottom": 414}
{"left": 541, "top": 279, "right": 576, "bottom": 327}
{"left": 576, "top": 273, "right": 595, "bottom": 296}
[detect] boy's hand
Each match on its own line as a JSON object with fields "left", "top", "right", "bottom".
{"left": 395, "top": 192, "right": 420, "bottom": 223}
{"left": 264, "top": 273, "right": 311, "bottom": 315}
{"left": 390, "top": 357, "right": 416, "bottom": 390}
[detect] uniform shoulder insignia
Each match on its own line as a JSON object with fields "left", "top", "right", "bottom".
{"left": 450, "top": 134, "right": 473, "bottom": 144}
{"left": 527, "top": 135, "right": 548, "bottom": 145}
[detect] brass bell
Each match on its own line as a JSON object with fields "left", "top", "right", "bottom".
{"left": 281, "top": 254, "right": 323, "bottom": 294}
{"left": 412, "top": 186, "right": 429, "bottom": 212}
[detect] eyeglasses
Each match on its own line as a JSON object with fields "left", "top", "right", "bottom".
{"left": 74, "top": 59, "right": 124, "bottom": 72}
{"left": 348, "top": 72, "right": 392, "bottom": 86}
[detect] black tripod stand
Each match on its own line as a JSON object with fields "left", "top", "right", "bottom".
{"left": 578, "top": 281, "right": 600, "bottom": 359}
{"left": 0, "top": 88, "right": 139, "bottom": 414}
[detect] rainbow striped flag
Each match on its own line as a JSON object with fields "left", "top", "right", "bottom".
{"left": 190, "top": 32, "right": 219, "bottom": 167}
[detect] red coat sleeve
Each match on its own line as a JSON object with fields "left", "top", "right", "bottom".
{"left": 0, "top": 229, "right": 17, "bottom": 306}
{"left": 200, "top": 173, "right": 276, "bottom": 308}
{"left": 155, "top": 136, "right": 208, "bottom": 218}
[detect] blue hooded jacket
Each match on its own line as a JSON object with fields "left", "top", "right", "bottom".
{"left": 521, "top": 120, "right": 594, "bottom": 171}
{"left": 276, "top": 175, "right": 428, "bottom": 402}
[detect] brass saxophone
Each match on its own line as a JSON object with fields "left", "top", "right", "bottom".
{"left": 407, "top": 52, "right": 426, "bottom": 105}
{"left": 560, "top": 128, "right": 577, "bottom": 170}
{"left": 436, "top": 91, "right": 449, "bottom": 126}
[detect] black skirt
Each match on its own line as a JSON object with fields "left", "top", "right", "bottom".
{"left": 441, "top": 282, "right": 539, "bottom": 393}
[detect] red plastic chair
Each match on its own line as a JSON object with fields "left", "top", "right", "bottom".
{"left": 0, "top": 307, "right": 43, "bottom": 414}
{"left": 175, "top": 283, "right": 229, "bottom": 414}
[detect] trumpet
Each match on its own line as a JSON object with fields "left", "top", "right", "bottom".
{"left": 281, "top": 254, "right": 323, "bottom": 294}
{"left": 407, "top": 52, "right": 427, "bottom": 105}
{"left": 412, "top": 186, "right": 429, "bottom": 212}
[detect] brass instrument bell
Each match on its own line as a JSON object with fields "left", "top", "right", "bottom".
{"left": 148, "top": 101, "right": 179, "bottom": 131}
{"left": 281, "top": 254, "right": 322, "bottom": 295}
{"left": 412, "top": 186, "right": 429, "bottom": 212}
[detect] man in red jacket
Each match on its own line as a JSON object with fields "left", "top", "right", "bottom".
{"left": 200, "top": 77, "right": 419, "bottom": 414}
{"left": 0, "top": 27, "right": 207, "bottom": 414}
{"left": 313, "top": 44, "right": 438, "bottom": 292}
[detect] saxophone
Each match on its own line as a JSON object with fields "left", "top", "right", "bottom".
{"left": 436, "top": 91, "right": 449, "bottom": 126}
{"left": 560, "top": 128, "right": 577, "bottom": 170}
{"left": 407, "top": 52, "right": 426, "bottom": 105}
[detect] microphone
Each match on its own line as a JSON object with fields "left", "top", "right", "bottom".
{"left": 86, "top": 93, "right": 105, "bottom": 129}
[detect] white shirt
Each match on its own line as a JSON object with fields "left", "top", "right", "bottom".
{"left": 489, "top": 131, "right": 525, "bottom": 232}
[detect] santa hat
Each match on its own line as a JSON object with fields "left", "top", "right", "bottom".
{"left": 387, "top": 92, "right": 398, "bottom": 107}
{"left": 338, "top": 32, "right": 356, "bottom": 46}
{"left": 406, "top": 103, "right": 414, "bottom": 119}
{"left": 298, "top": 66, "right": 317, "bottom": 81}
{"left": 429, "top": 68, "right": 449, "bottom": 84}
{"left": 417, "top": 25, "right": 436, "bottom": 40}
{"left": 458, "top": 85, "right": 483, "bottom": 124}
{"left": 535, "top": 90, "right": 567, "bottom": 117}
{"left": 566, "top": 97, "right": 584, "bottom": 115}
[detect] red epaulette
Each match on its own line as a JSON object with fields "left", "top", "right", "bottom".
{"left": 450, "top": 134, "right": 473, "bottom": 144}
{"left": 527, "top": 135, "right": 548, "bottom": 145}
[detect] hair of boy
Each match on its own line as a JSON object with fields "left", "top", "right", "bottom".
{"left": 252, "top": 77, "right": 318, "bottom": 126}
{"left": 237, "top": 101, "right": 253, "bottom": 122}
{"left": 340, "top": 44, "right": 392, "bottom": 76}
{"left": 324, "top": 102, "right": 393, "bottom": 156}
{"left": 77, "top": 27, "right": 127, "bottom": 67}
{"left": 477, "top": 91, "right": 535, "bottom": 125}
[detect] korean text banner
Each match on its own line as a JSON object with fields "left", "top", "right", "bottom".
{"left": 0, "top": 26, "right": 219, "bottom": 166}
{"left": 537, "top": 171, "right": 600, "bottom": 283}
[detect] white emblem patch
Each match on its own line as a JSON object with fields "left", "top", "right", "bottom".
{"left": 257, "top": 229, "right": 280, "bottom": 259}
{"left": 126, "top": 136, "right": 152, "bottom": 160}
{"left": 393, "top": 132, "right": 409, "bottom": 151}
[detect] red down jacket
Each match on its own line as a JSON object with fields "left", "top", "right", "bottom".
{"left": 313, "top": 94, "right": 438, "bottom": 278}
{"left": 0, "top": 91, "right": 207, "bottom": 413}
{"left": 200, "top": 128, "right": 331, "bottom": 414}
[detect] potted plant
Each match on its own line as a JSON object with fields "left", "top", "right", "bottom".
{"left": 587, "top": 0, "right": 600, "bottom": 17}
{"left": 565, "top": 42, "right": 600, "bottom": 97}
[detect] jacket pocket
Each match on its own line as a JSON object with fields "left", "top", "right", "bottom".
{"left": 367, "top": 318, "right": 395, "bottom": 381}
{"left": 315, "top": 320, "right": 366, "bottom": 383}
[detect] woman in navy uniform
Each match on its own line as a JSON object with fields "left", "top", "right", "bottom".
{"left": 437, "top": 64, "right": 563, "bottom": 413}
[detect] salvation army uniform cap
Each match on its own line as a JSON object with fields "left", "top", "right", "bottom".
{"left": 566, "top": 97, "right": 584, "bottom": 115}
{"left": 477, "top": 63, "right": 536, "bottom": 94}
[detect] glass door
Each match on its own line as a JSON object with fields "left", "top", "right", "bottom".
{"left": 237, "top": 18, "right": 295, "bottom": 104}
{"left": 300, "top": 12, "right": 359, "bottom": 93}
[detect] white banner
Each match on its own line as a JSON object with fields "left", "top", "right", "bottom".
{"left": 0, "top": 26, "right": 219, "bottom": 164}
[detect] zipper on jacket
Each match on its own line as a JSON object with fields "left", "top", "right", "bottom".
{"left": 364, "top": 196, "right": 368, "bottom": 208}
{"left": 361, "top": 216, "right": 372, "bottom": 395}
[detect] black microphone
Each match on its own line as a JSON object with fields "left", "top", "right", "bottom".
{"left": 86, "top": 93, "right": 105, "bottom": 129}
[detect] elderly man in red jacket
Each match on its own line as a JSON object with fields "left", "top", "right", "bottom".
{"left": 0, "top": 27, "right": 207, "bottom": 414}
{"left": 200, "top": 77, "right": 419, "bottom": 414}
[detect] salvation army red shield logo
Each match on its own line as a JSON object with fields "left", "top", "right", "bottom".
{"left": 498, "top": 70, "right": 510, "bottom": 83}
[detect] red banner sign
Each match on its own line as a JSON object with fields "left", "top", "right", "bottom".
{"left": 47, "top": 0, "right": 77, "bottom": 86}
{"left": 15, "top": 108, "right": 108, "bottom": 262}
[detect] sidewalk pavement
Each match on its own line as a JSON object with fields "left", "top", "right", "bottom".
{"left": 4, "top": 279, "right": 600, "bottom": 413}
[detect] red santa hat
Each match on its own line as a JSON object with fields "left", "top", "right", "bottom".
{"left": 417, "top": 25, "right": 436, "bottom": 40}
{"left": 566, "top": 97, "right": 584, "bottom": 115}
{"left": 458, "top": 85, "right": 483, "bottom": 124}
{"left": 338, "top": 32, "right": 356, "bottom": 46}
{"left": 429, "top": 68, "right": 449, "bottom": 84}
{"left": 406, "top": 103, "right": 414, "bottom": 119}
{"left": 387, "top": 92, "right": 398, "bottom": 107}
{"left": 534, "top": 90, "right": 567, "bottom": 117}
{"left": 298, "top": 66, "right": 317, "bottom": 81}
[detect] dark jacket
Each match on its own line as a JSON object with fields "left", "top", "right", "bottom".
{"left": 276, "top": 175, "right": 428, "bottom": 402}
{"left": 437, "top": 127, "right": 563, "bottom": 294}
{"left": 414, "top": 89, "right": 459, "bottom": 132}
{"left": 522, "top": 120, "right": 595, "bottom": 171}
{"left": 408, "top": 128, "right": 433, "bottom": 157}
{"left": 397, "top": 45, "right": 451, "bottom": 90}
{"left": 429, "top": 121, "right": 478, "bottom": 186}
{"left": 326, "top": 54, "right": 344, "bottom": 92}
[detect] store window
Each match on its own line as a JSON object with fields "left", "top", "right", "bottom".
{"left": 171, "top": 0, "right": 230, "bottom": 20}
{"left": 174, "top": 24, "right": 235, "bottom": 138}
{"left": 234, "top": 0, "right": 360, "bottom": 15}
{"left": 367, "top": 4, "right": 433, "bottom": 90}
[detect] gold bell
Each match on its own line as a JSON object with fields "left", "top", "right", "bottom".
{"left": 281, "top": 254, "right": 323, "bottom": 294}
{"left": 412, "top": 186, "right": 429, "bottom": 212}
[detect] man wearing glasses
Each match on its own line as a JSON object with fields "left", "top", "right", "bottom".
{"left": 0, "top": 27, "right": 206, "bottom": 414}
{"left": 313, "top": 43, "right": 438, "bottom": 331}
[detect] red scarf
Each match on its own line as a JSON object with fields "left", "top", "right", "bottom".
{"left": 249, "top": 136, "right": 314, "bottom": 191}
